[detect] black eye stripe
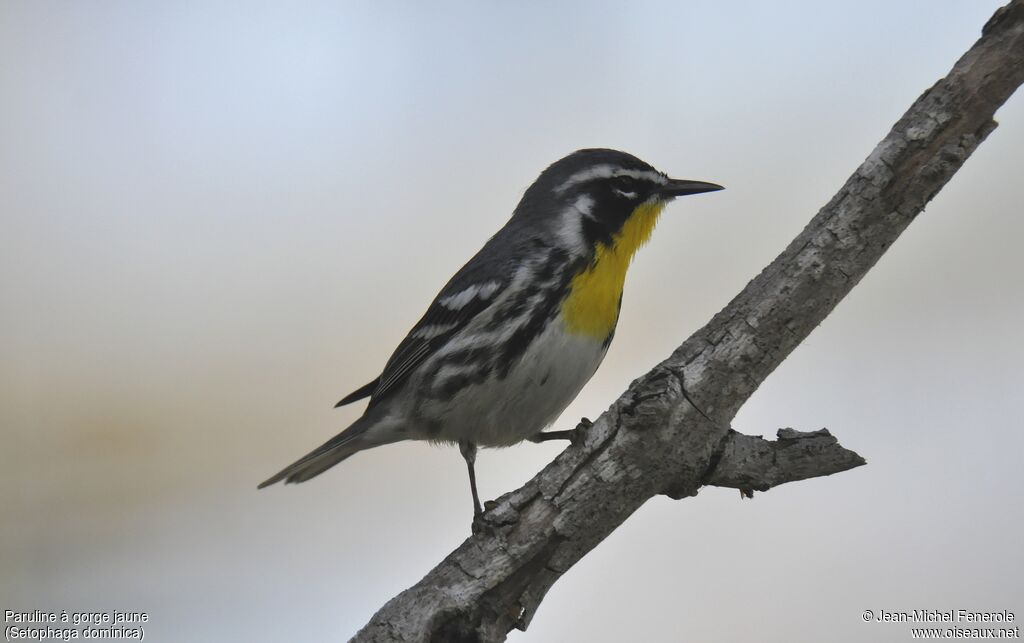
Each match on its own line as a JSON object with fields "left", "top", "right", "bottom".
{"left": 609, "top": 176, "right": 652, "bottom": 199}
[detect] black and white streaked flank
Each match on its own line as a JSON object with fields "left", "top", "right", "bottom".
{"left": 259, "top": 148, "right": 723, "bottom": 518}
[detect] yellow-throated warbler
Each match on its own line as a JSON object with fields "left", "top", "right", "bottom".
{"left": 259, "top": 149, "right": 722, "bottom": 520}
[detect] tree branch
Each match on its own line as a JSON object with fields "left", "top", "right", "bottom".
{"left": 354, "top": 3, "right": 1024, "bottom": 641}
{"left": 703, "top": 429, "right": 866, "bottom": 497}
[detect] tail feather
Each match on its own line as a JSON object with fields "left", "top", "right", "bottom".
{"left": 258, "top": 416, "right": 375, "bottom": 489}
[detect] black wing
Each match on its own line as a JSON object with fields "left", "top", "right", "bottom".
{"left": 332, "top": 219, "right": 534, "bottom": 410}
{"left": 366, "top": 279, "right": 504, "bottom": 406}
{"left": 333, "top": 275, "right": 508, "bottom": 409}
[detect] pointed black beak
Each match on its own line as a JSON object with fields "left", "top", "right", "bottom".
{"left": 657, "top": 178, "right": 724, "bottom": 199}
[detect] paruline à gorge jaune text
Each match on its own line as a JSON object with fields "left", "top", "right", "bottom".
{"left": 5, "top": 609, "right": 147, "bottom": 641}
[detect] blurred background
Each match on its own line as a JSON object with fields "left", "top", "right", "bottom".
{"left": 2, "top": 2, "right": 1021, "bottom": 641}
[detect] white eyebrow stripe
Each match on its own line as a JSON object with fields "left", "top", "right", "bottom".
{"left": 554, "top": 165, "right": 668, "bottom": 194}
{"left": 438, "top": 280, "right": 502, "bottom": 310}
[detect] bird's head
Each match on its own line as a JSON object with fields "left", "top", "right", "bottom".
{"left": 513, "top": 148, "right": 723, "bottom": 259}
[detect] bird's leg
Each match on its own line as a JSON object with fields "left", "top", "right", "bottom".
{"left": 458, "top": 440, "right": 483, "bottom": 519}
{"left": 528, "top": 417, "right": 593, "bottom": 445}
{"left": 528, "top": 430, "right": 576, "bottom": 442}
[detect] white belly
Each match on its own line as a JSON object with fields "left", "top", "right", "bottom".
{"left": 423, "top": 317, "right": 608, "bottom": 447}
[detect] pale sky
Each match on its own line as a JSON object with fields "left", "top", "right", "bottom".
{"left": 2, "top": 2, "right": 1022, "bottom": 641}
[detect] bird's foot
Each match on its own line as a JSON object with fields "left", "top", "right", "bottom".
{"left": 470, "top": 500, "right": 500, "bottom": 535}
{"left": 573, "top": 417, "right": 593, "bottom": 444}
{"left": 471, "top": 512, "right": 486, "bottom": 535}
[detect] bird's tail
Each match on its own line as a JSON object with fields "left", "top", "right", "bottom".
{"left": 257, "top": 414, "right": 389, "bottom": 489}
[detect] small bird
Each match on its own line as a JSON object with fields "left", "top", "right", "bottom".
{"left": 259, "top": 148, "right": 722, "bottom": 521}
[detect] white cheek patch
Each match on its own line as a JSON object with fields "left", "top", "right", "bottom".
{"left": 438, "top": 280, "right": 502, "bottom": 310}
{"left": 573, "top": 194, "right": 596, "bottom": 219}
{"left": 554, "top": 197, "right": 593, "bottom": 255}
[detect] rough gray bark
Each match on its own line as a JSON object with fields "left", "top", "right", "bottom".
{"left": 703, "top": 428, "right": 865, "bottom": 496}
{"left": 354, "top": 3, "right": 1024, "bottom": 641}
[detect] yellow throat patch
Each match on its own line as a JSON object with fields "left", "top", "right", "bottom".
{"left": 560, "top": 200, "right": 666, "bottom": 340}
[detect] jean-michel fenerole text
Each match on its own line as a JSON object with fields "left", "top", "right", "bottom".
{"left": 875, "top": 610, "right": 1015, "bottom": 623}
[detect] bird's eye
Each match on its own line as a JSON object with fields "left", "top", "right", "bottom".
{"left": 610, "top": 176, "right": 634, "bottom": 190}
{"left": 610, "top": 177, "right": 638, "bottom": 199}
